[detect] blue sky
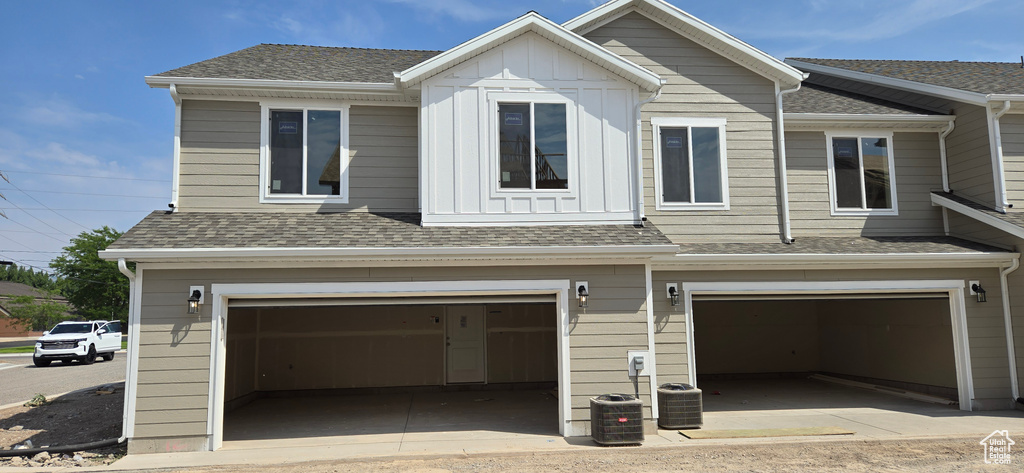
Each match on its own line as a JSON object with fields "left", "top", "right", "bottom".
{"left": 0, "top": 0, "right": 1021, "bottom": 273}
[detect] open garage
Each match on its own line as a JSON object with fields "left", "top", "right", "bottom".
{"left": 219, "top": 301, "right": 559, "bottom": 446}
{"left": 692, "top": 295, "right": 963, "bottom": 412}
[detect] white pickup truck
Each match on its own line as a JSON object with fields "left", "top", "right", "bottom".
{"left": 33, "top": 320, "right": 122, "bottom": 367}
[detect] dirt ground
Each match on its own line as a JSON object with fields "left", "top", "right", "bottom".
{"left": 141, "top": 437, "right": 1002, "bottom": 473}
{"left": 0, "top": 382, "right": 126, "bottom": 467}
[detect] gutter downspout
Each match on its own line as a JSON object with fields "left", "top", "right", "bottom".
{"left": 1000, "top": 257, "right": 1022, "bottom": 403}
{"left": 116, "top": 259, "right": 135, "bottom": 445}
{"left": 169, "top": 84, "right": 182, "bottom": 212}
{"left": 775, "top": 79, "right": 804, "bottom": 243}
{"left": 634, "top": 81, "right": 664, "bottom": 225}
{"left": 990, "top": 100, "right": 1012, "bottom": 212}
{"left": 939, "top": 118, "right": 955, "bottom": 193}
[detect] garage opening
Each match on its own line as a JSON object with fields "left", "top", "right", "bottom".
{"left": 693, "top": 295, "right": 961, "bottom": 412}
{"left": 220, "top": 300, "right": 559, "bottom": 444}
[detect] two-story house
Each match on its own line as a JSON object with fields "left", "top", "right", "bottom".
{"left": 100, "top": 0, "right": 1024, "bottom": 454}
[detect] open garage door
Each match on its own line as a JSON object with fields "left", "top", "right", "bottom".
{"left": 220, "top": 300, "right": 559, "bottom": 446}
{"left": 693, "top": 296, "right": 960, "bottom": 408}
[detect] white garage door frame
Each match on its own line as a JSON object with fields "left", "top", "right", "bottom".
{"left": 206, "top": 280, "right": 572, "bottom": 451}
{"left": 681, "top": 279, "right": 974, "bottom": 411}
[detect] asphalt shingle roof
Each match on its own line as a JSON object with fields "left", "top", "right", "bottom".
{"left": 933, "top": 191, "right": 1024, "bottom": 229}
{"left": 0, "top": 281, "right": 56, "bottom": 298}
{"left": 154, "top": 44, "right": 443, "bottom": 83}
{"left": 675, "top": 236, "right": 1007, "bottom": 255}
{"left": 789, "top": 58, "right": 1024, "bottom": 96}
{"left": 108, "top": 212, "right": 675, "bottom": 250}
{"left": 784, "top": 82, "right": 942, "bottom": 115}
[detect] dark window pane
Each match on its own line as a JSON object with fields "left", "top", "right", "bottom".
{"left": 307, "top": 110, "right": 341, "bottom": 195}
{"left": 660, "top": 127, "right": 690, "bottom": 203}
{"left": 498, "top": 103, "right": 531, "bottom": 189}
{"left": 832, "top": 138, "right": 861, "bottom": 208}
{"left": 861, "top": 137, "right": 891, "bottom": 209}
{"left": 534, "top": 103, "right": 568, "bottom": 189}
{"left": 691, "top": 127, "right": 722, "bottom": 203}
{"left": 270, "top": 110, "right": 303, "bottom": 194}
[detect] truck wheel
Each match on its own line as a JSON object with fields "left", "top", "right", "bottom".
{"left": 102, "top": 352, "right": 114, "bottom": 361}
{"left": 82, "top": 345, "right": 97, "bottom": 365}
{"left": 33, "top": 357, "right": 51, "bottom": 367}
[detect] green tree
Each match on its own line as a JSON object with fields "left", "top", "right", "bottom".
{"left": 0, "top": 264, "right": 57, "bottom": 291}
{"left": 7, "top": 293, "right": 71, "bottom": 331}
{"left": 50, "top": 227, "right": 131, "bottom": 323}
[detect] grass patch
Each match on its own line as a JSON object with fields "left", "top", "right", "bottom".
{"left": 0, "top": 340, "right": 128, "bottom": 354}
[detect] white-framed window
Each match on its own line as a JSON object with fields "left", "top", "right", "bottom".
{"left": 489, "top": 93, "right": 573, "bottom": 195}
{"left": 259, "top": 102, "right": 350, "bottom": 203}
{"left": 825, "top": 132, "right": 897, "bottom": 216}
{"left": 651, "top": 117, "right": 729, "bottom": 211}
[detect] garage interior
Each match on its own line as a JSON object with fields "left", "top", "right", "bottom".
{"left": 221, "top": 300, "right": 559, "bottom": 443}
{"left": 692, "top": 296, "right": 960, "bottom": 413}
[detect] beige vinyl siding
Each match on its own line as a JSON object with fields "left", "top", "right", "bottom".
{"left": 133, "top": 264, "right": 649, "bottom": 451}
{"left": 653, "top": 266, "right": 1013, "bottom": 406}
{"left": 178, "top": 100, "right": 418, "bottom": 213}
{"left": 585, "top": 12, "right": 781, "bottom": 243}
{"left": 785, "top": 131, "right": 944, "bottom": 236}
{"left": 1001, "top": 114, "right": 1024, "bottom": 209}
{"left": 945, "top": 104, "right": 996, "bottom": 206}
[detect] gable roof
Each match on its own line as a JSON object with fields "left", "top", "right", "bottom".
{"left": 784, "top": 82, "right": 942, "bottom": 115}
{"left": 398, "top": 11, "right": 663, "bottom": 92}
{"left": 101, "top": 212, "right": 679, "bottom": 261}
{"left": 0, "top": 281, "right": 54, "bottom": 299}
{"left": 788, "top": 58, "right": 1024, "bottom": 105}
{"left": 146, "top": 44, "right": 442, "bottom": 89}
{"left": 563, "top": 0, "right": 804, "bottom": 87}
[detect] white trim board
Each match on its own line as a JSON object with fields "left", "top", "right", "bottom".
{"left": 931, "top": 193, "right": 1024, "bottom": 240}
{"left": 207, "top": 279, "right": 575, "bottom": 451}
{"left": 680, "top": 279, "right": 975, "bottom": 411}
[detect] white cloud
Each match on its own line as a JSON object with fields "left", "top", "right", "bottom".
{"left": 22, "top": 96, "right": 120, "bottom": 129}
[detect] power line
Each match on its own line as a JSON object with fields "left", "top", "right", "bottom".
{"left": 0, "top": 201, "right": 75, "bottom": 237}
{"left": 0, "top": 255, "right": 119, "bottom": 286}
{"left": 0, "top": 188, "right": 168, "bottom": 199}
{"left": 0, "top": 250, "right": 62, "bottom": 253}
{"left": 2, "top": 170, "right": 170, "bottom": 183}
{"left": 4, "top": 179, "right": 90, "bottom": 231}
{"left": 0, "top": 207, "right": 153, "bottom": 213}
{"left": 0, "top": 229, "right": 65, "bottom": 236}
{"left": 0, "top": 216, "right": 70, "bottom": 243}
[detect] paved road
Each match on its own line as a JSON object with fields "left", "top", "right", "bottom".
{"left": 0, "top": 340, "right": 35, "bottom": 349}
{"left": 0, "top": 353, "right": 126, "bottom": 406}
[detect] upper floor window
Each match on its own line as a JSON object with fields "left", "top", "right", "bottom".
{"left": 497, "top": 101, "right": 569, "bottom": 191}
{"left": 260, "top": 104, "right": 349, "bottom": 203}
{"left": 651, "top": 117, "right": 729, "bottom": 211}
{"left": 826, "top": 132, "right": 897, "bottom": 216}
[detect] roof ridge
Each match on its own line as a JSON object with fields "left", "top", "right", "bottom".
{"left": 790, "top": 57, "right": 1017, "bottom": 66}
{"left": 256, "top": 43, "right": 445, "bottom": 54}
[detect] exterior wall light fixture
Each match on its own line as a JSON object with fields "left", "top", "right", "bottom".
{"left": 577, "top": 281, "right": 589, "bottom": 308}
{"left": 188, "top": 286, "right": 205, "bottom": 314}
{"left": 667, "top": 283, "right": 680, "bottom": 306}
{"left": 971, "top": 283, "right": 987, "bottom": 303}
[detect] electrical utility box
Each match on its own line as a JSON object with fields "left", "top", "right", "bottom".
{"left": 627, "top": 350, "right": 651, "bottom": 377}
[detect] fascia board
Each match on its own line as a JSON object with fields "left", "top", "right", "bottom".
{"left": 784, "top": 113, "right": 955, "bottom": 131}
{"left": 99, "top": 244, "right": 682, "bottom": 261}
{"left": 398, "top": 12, "right": 662, "bottom": 91}
{"left": 931, "top": 192, "right": 1024, "bottom": 240}
{"left": 144, "top": 76, "right": 402, "bottom": 93}
{"left": 785, "top": 60, "right": 990, "bottom": 106}
{"left": 653, "top": 251, "right": 1017, "bottom": 267}
{"left": 564, "top": 0, "right": 803, "bottom": 86}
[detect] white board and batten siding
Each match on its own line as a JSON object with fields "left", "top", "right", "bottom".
{"left": 785, "top": 131, "right": 945, "bottom": 236}
{"left": 420, "top": 32, "right": 639, "bottom": 226}
{"left": 585, "top": 12, "right": 782, "bottom": 243}
{"left": 178, "top": 100, "right": 419, "bottom": 213}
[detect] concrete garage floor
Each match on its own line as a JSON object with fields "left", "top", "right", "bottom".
{"left": 110, "top": 380, "right": 1024, "bottom": 470}
{"left": 223, "top": 389, "right": 561, "bottom": 451}
{"left": 698, "top": 378, "right": 1024, "bottom": 438}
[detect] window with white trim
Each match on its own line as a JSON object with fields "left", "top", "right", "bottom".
{"left": 826, "top": 132, "right": 897, "bottom": 215}
{"left": 651, "top": 117, "right": 729, "bottom": 210}
{"left": 496, "top": 100, "right": 570, "bottom": 191}
{"left": 260, "top": 104, "right": 349, "bottom": 203}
